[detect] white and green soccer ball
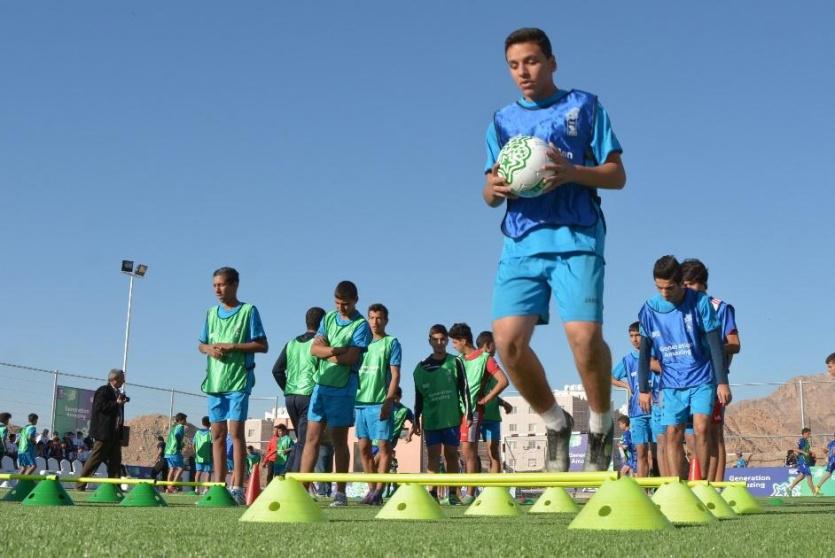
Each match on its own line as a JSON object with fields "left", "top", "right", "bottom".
{"left": 496, "top": 135, "right": 553, "bottom": 198}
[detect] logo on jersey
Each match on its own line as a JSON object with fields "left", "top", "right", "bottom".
{"left": 565, "top": 107, "right": 580, "bottom": 137}
{"left": 684, "top": 313, "right": 694, "bottom": 333}
{"left": 651, "top": 330, "right": 661, "bottom": 338}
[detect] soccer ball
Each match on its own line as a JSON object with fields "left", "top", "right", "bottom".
{"left": 496, "top": 135, "right": 553, "bottom": 198}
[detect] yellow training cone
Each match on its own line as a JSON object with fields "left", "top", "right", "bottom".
{"left": 239, "top": 477, "right": 325, "bottom": 523}
{"left": 721, "top": 485, "right": 763, "bottom": 515}
{"left": 568, "top": 477, "right": 673, "bottom": 531}
{"left": 690, "top": 484, "right": 737, "bottom": 519}
{"left": 465, "top": 486, "right": 520, "bottom": 517}
{"left": 651, "top": 481, "right": 716, "bottom": 525}
{"left": 376, "top": 484, "right": 445, "bottom": 520}
{"left": 529, "top": 487, "right": 579, "bottom": 514}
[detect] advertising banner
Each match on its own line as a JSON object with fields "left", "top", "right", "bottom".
{"left": 53, "top": 385, "right": 96, "bottom": 436}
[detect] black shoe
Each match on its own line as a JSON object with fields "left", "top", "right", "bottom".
{"left": 545, "top": 410, "right": 574, "bottom": 472}
{"left": 584, "top": 420, "right": 614, "bottom": 471}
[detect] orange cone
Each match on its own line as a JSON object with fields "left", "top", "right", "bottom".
{"left": 246, "top": 465, "right": 262, "bottom": 506}
{"left": 688, "top": 456, "right": 703, "bottom": 481}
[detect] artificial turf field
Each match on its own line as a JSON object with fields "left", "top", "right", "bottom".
{"left": 3, "top": 489, "right": 835, "bottom": 557}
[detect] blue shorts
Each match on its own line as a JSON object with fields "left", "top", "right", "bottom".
{"left": 796, "top": 461, "right": 812, "bottom": 476}
{"left": 355, "top": 405, "right": 393, "bottom": 441}
{"left": 480, "top": 420, "right": 501, "bottom": 442}
{"left": 630, "top": 415, "right": 652, "bottom": 445}
{"left": 660, "top": 383, "right": 714, "bottom": 426}
{"left": 195, "top": 462, "right": 213, "bottom": 473}
{"left": 308, "top": 385, "right": 354, "bottom": 428}
{"left": 425, "top": 427, "right": 460, "bottom": 447}
{"left": 650, "top": 406, "right": 664, "bottom": 441}
{"left": 165, "top": 455, "right": 184, "bottom": 469}
{"left": 18, "top": 448, "right": 36, "bottom": 467}
{"left": 492, "top": 252, "right": 604, "bottom": 324}
{"left": 208, "top": 391, "right": 250, "bottom": 423}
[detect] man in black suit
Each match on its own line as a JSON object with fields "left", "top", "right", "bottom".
{"left": 77, "top": 369, "right": 128, "bottom": 490}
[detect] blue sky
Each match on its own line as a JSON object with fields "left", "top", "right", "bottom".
{"left": 2, "top": 2, "right": 833, "bottom": 424}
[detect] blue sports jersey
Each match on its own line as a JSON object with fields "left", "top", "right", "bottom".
{"left": 199, "top": 303, "right": 266, "bottom": 372}
{"left": 639, "top": 289, "right": 720, "bottom": 389}
{"left": 827, "top": 440, "right": 835, "bottom": 463}
{"left": 315, "top": 310, "right": 372, "bottom": 397}
{"left": 613, "top": 351, "right": 659, "bottom": 418}
{"left": 621, "top": 429, "right": 635, "bottom": 464}
{"left": 710, "top": 297, "right": 738, "bottom": 341}
{"left": 484, "top": 90, "right": 621, "bottom": 259}
{"left": 797, "top": 437, "right": 811, "bottom": 464}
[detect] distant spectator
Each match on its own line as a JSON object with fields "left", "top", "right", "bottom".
{"left": 36, "top": 428, "right": 50, "bottom": 445}
{"left": 46, "top": 436, "right": 64, "bottom": 461}
{"left": 246, "top": 445, "right": 261, "bottom": 475}
{"left": 150, "top": 436, "right": 167, "bottom": 481}
{"left": 827, "top": 352, "right": 835, "bottom": 377}
{"left": 734, "top": 452, "right": 750, "bottom": 468}
{"left": 77, "top": 445, "right": 91, "bottom": 463}
{"left": 0, "top": 412, "right": 10, "bottom": 461}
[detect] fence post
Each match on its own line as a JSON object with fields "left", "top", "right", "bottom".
{"left": 274, "top": 396, "right": 279, "bottom": 421}
{"left": 798, "top": 380, "right": 805, "bottom": 429}
{"left": 50, "top": 370, "right": 59, "bottom": 433}
{"left": 169, "top": 389, "right": 175, "bottom": 428}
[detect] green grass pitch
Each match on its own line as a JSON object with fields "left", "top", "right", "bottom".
{"left": 3, "top": 489, "right": 835, "bottom": 557}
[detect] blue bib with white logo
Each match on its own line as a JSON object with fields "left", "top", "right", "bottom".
{"left": 493, "top": 90, "right": 600, "bottom": 239}
{"left": 639, "top": 289, "right": 714, "bottom": 389}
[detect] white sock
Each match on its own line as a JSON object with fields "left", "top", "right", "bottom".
{"left": 589, "top": 409, "right": 612, "bottom": 434}
{"left": 232, "top": 485, "right": 242, "bottom": 491}
{"left": 541, "top": 403, "right": 567, "bottom": 431}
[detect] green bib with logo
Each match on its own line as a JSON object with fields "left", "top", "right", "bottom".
{"left": 202, "top": 303, "right": 255, "bottom": 394}
{"left": 315, "top": 311, "right": 365, "bottom": 388}
{"left": 413, "top": 355, "right": 462, "bottom": 431}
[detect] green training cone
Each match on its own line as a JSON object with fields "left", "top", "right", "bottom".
{"left": 239, "top": 477, "right": 324, "bottom": 523}
{"left": 196, "top": 485, "right": 238, "bottom": 508}
{"left": 721, "top": 485, "right": 763, "bottom": 515}
{"left": 376, "top": 484, "right": 445, "bottom": 520}
{"left": 2, "top": 479, "right": 37, "bottom": 502}
{"left": 651, "top": 481, "right": 716, "bottom": 525}
{"left": 568, "top": 477, "right": 673, "bottom": 531}
{"left": 465, "top": 486, "right": 520, "bottom": 517}
{"left": 22, "top": 479, "right": 74, "bottom": 507}
{"left": 87, "top": 482, "right": 124, "bottom": 503}
{"left": 529, "top": 487, "right": 579, "bottom": 514}
{"left": 690, "top": 484, "right": 737, "bottom": 519}
{"left": 121, "top": 483, "right": 167, "bottom": 507}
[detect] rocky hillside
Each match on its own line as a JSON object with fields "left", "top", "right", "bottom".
{"left": 123, "top": 414, "right": 196, "bottom": 467}
{"left": 724, "top": 373, "right": 835, "bottom": 466}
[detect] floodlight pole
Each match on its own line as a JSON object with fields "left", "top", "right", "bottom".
{"left": 123, "top": 273, "right": 135, "bottom": 374}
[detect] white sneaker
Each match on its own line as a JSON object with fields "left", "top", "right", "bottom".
{"left": 229, "top": 487, "right": 246, "bottom": 506}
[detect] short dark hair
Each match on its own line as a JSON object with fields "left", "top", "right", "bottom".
{"left": 429, "top": 324, "right": 448, "bottom": 337}
{"left": 505, "top": 27, "right": 553, "bottom": 59}
{"left": 201, "top": 416, "right": 210, "bottom": 427}
{"left": 368, "top": 303, "right": 389, "bottom": 320}
{"left": 175, "top": 412, "right": 187, "bottom": 422}
{"left": 653, "top": 255, "right": 682, "bottom": 283}
{"left": 334, "top": 280, "right": 358, "bottom": 301}
{"left": 680, "top": 258, "right": 709, "bottom": 287}
{"left": 628, "top": 321, "right": 640, "bottom": 333}
{"left": 0, "top": 412, "right": 10, "bottom": 423}
{"left": 618, "top": 415, "right": 630, "bottom": 426}
{"left": 476, "top": 331, "right": 494, "bottom": 349}
{"left": 213, "top": 267, "right": 239, "bottom": 284}
{"left": 448, "top": 322, "right": 473, "bottom": 344}
{"left": 28, "top": 413, "right": 38, "bottom": 423}
{"left": 277, "top": 424, "right": 288, "bottom": 432}
{"left": 802, "top": 427, "right": 811, "bottom": 434}
{"left": 306, "top": 307, "right": 326, "bottom": 330}
{"left": 826, "top": 352, "right": 835, "bottom": 365}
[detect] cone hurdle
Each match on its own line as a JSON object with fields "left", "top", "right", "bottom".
{"left": 1, "top": 479, "right": 38, "bottom": 502}
{"left": 465, "top": 486, "right": 520, "bottom": 517}
{"left": 121, "top": 483, "right": 167, "bottom": 507}
{"left": 651, "top": 481, "right": 716, "bottom": 525}
{"left": 239, "top": 477, "right": 324, "bottom": 523}
{"left": 376, "top": 484, "right": 445, "bottom": 520}
{"left": 87, "top": 483, "right": 124, "bottom": 504}
{"left": 568, "top": 477, "right": 674, "bottom": 531}
{"left": 22, "top": 479, "right": 74, "bottom": 507}
{"left": 721, "top": 485, "right": 763, "bottom": 515}
{"left": 197, "top": 485, "right": 238, "bottom": 508}
{"left": 529, "top": 486, "right": 579, "bottom": 514}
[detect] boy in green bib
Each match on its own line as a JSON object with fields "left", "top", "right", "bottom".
{"left": 356, "top": 303, "right": 402, "bottom": 505}
{"left": 192, "top": 416, "right": 213, "bottom": 493}
{"left": 198, "top": 267, "right": 268, "bottom": 505}
{"left": 301, "top": 280, "right": 372, "bottom": 507}
{"left": 0, "top": 412, "right": 10, "bottom": 462}
{"left": 164, "top": 412, "right": 187, "bottom": 492}
{"left": 411, "top": 324, "right": 472, "bottom": 504}
{"left": 449, "top": 323, "right": 509, "bottom": 503}
{"left": 17, "top": 413, "right": 39, "bottom": 474}
{"left": 272, "top": 306, "right": 326, "bottom": 473}
{"left": 476, "top": 331, "right": 514, "bottom": 473}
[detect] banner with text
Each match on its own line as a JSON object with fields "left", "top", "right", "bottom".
{"left": 53, "top": 385, "right": 96, "bottom": 436}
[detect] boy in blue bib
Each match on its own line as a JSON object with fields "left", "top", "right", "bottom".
{"left": 637, "top": 256, "right": 731, "bottom": 480}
